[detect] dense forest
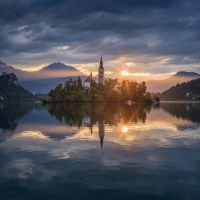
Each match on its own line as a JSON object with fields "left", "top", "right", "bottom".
{"left": 0, "top": 74, "right": 36, "bottom": 102}
{"left": 44, "top": 77, "right": 160, "bottom": 103}
{"left": 159, "top": 78, "right": 200, "bottom": 101}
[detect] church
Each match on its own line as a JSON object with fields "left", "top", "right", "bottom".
{"left": 84, "top": 56, "right": 105, "bottom": 88}
{"left": 84, "top": 56, "right": 122, "bottom": 93}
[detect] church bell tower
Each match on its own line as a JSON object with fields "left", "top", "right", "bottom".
{"left": 98, "top": 56, "right": 104, "bottom": 84}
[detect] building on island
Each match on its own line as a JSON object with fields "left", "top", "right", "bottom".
{"left": 84, "top": 56, "right": 122, "bottom": 94}
{"left": 113, "top": 81, "right": 122, "bottom": 93}
{"left": 84, "top": 72, "right": 93, "bottom": 88}
{"left": 84, "top": 56, "right": 105, "bottom": 88}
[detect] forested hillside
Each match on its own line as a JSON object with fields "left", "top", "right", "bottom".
{"left": 159, "top": 78, "right": 200, "bottom": 101}
{"left": 147, "top": 71, "right": 200, "bottom": 92}
{"left": 0, "top": 73, "right": 36, "bottom": 102}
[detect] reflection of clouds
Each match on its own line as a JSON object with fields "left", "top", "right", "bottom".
{"left": 102, "top": 158, "right": 121, "bottom": 167}
{"left": 1, "top": 104, "right": 200, "bottom": 198}
{"left": 2, "top": 108, "right": 200, "bottom": 153}
{"left": 124, "top": 122, "right": 177, "bottom": 131}
{"left": 9, "top": 158, "right": 33, "bottom": 180}
{"left": 14, "top": 131, "right": 47, "bottom": 140}
{"left": 71, "top": 127, "right": 98, "bottom": 141}
{"left": 50, "top": 149, "right": 69, "bottom": 159}
{"left": 15, "top": 124, "right": 80, "bottom": 141}
{"left": 1, "top": 129, "right": 200, "bottom": 197}
{"left": 15, "top": 124, "right": 200, "bottom": 152}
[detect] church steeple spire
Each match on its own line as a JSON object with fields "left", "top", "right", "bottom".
{"left": 98, "top": 55, "right": 105, "bottom": 84}
{"left": 99, "top": 55, "right": 104, "bottom": 70}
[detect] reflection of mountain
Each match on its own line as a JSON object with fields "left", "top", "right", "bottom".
{"left": 160, "top": 103, "right": 200, "bottom": 124}
{"left": 45, "top": 132, "right": 76, "bottom": 141}
{"left": 176, "top": 124, "right": 199, "bottom": 131}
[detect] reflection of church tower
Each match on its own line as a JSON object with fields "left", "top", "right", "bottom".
{"left": 98, "top": 120, "right": 105, "bottom": 149}
{"left": 84, "top": 116, "right": 93, "bottom": 134}
{"left": 98, "top": 56, "right": 104, "bottom": 84}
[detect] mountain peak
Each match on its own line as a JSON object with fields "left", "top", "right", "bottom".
{"left": 147, "top": 71, "right": 200, "bottom": 92}
{"left": 174, "top": 71, "right": 200, "bottom": 77}
{"left": 41, "top": 62, "right": 76, "bottom": 71}
{"left": 0, "top": 61, "right": 7, "bottom": 67}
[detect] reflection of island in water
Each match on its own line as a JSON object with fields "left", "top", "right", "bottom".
{"left": 1, "top": 103, "right": 200, "bottom": 146}
{"left": 47, "top": 103, "right": 200, "bottom": 147}
{"left": 47, "top": 104, "right": 151, "bottom": 148}
{"left": 160, "top": 103, "right": 200, "bottom": 130}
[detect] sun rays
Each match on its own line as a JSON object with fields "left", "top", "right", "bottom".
{"left": 121, "top": 71, "right": 129, "bottom": 76}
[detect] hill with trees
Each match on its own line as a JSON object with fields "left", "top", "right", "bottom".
{"left": 0, "top": 73, "right": 36, "bottom": 102}
{"left": 44, "top": 77, "right": 159, "bottom": 103}
{"left": 147, "top": 71, "right": 200, "bottom": 92}
{"left": 159, "top": 78, "right": 200, "bottom": 101}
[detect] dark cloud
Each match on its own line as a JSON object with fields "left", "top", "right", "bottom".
{"left": 0, "top": 0, "right": 200, "bottom": 71}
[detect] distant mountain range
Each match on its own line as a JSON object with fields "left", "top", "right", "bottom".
{"left": 1, "top": 60, "right": 200, "bottom": 94}
{"left": 147, "top": 71, "right": 200, "bottom": 92}
{"left": 0, "top": 61, "right": 87, "bottom": 94}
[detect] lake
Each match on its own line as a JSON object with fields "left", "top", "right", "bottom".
{"left": 0, "top": 103, "right": 200, "bottom": 200}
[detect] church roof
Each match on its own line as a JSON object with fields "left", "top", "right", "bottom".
{"left": 84, "top": 76, "right": 92, "bottom": 82}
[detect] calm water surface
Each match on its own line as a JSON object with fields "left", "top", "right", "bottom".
{"left": 0, "top": 103, "right": 200, "bottom": 200}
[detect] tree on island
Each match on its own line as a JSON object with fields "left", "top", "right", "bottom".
{"left": 44, "top": 77, "right": 160, "bottom": 103}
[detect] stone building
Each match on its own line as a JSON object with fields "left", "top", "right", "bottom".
{"left": 84, "top": 56, "right": 105, "bottom": 88}
{"left": 84, "top": 72, "right": 93, "bottom": 88}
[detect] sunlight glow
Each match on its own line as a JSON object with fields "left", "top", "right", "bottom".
{"left": 122, "top": 126, "right": 128, "bottom": 133}
{"left": 131, "top": 73, "right": 150, "bottom": 77}
{"left": 121, "top": 71, "right": 129, "bottom": 76}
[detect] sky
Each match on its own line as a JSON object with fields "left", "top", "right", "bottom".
{"left": 0, "top": 0, "right": 200, "bottom": 80}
